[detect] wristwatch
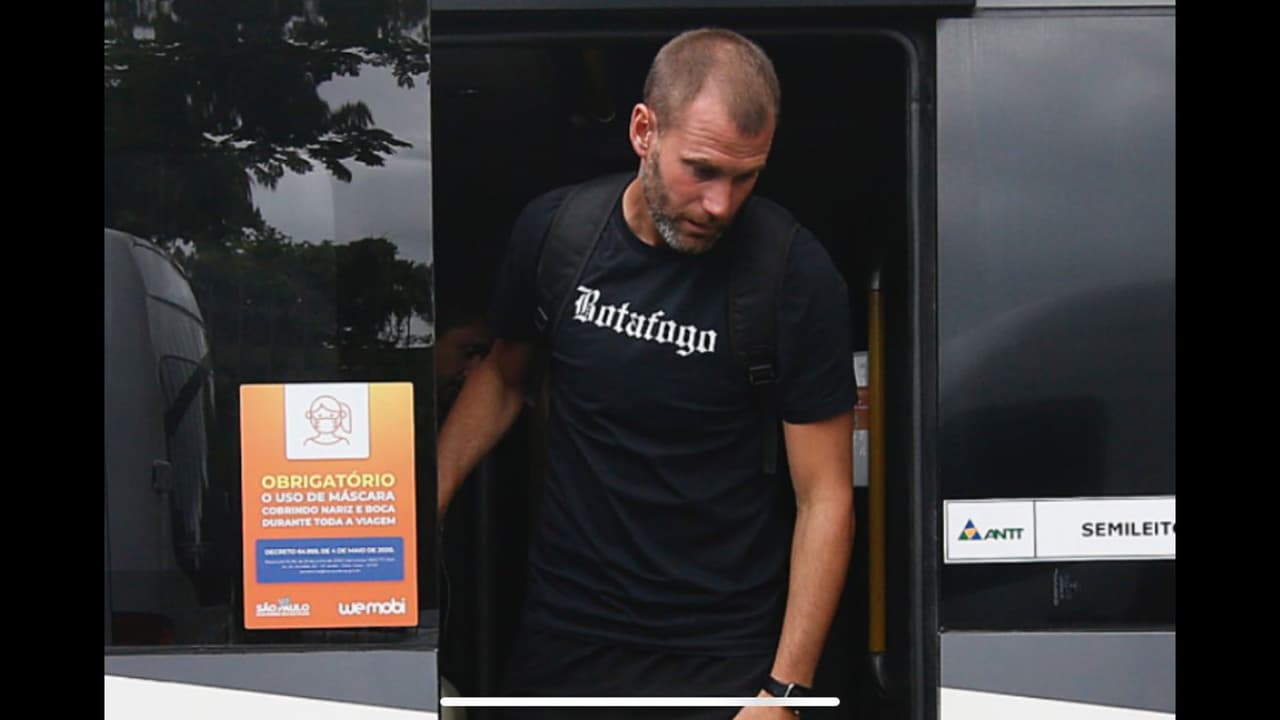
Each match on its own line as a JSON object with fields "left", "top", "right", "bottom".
{"left": 763, "top": 675, "right": 811, "bottom": 698}
{"left": 762, "top": 675, "right": 810, "bottom": 716}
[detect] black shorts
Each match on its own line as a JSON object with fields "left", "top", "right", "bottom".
{"left": 498, "top": 624, "right": 774, "bottom": 720}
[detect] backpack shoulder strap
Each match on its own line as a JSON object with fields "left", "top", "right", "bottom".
{"left": 535, "top": 171, "right": 634, "bottom": 343}
{"left": 727, "top": 194, "right": 801, "bottom": 476}
{"left": 524, "top": 172, "right": 633, "bottom": 532}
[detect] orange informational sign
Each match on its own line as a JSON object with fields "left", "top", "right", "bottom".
{"left": 239, "top": 382, "right": 418, "bottom": 629}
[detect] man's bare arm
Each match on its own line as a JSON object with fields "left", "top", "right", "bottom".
{"left": 436, "top": 338, "right": 533, "bottom": 517}
{"left": 768, "top": 409, "right": 855, "bottom": 687}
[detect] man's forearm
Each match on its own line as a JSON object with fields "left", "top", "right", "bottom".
{"left": 437, "top": 355, "right": 528, "bottom": 516}
{"left": 768, "top": 484, "right": 854, "bottom": 687}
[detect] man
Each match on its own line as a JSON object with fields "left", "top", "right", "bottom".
{"left": 437, "top": 28, "right": 855, "bottom": 719}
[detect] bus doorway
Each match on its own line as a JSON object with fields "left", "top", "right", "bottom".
{"left": 431, "top": 17, "right": 926, "bottom": 720}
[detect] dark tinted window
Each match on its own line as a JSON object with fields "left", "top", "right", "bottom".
{"left": 935, "top": 13, "right": 1175, "bottom": 629}
{"left": 104, "top": 0, "right": 436, "bottom": 648}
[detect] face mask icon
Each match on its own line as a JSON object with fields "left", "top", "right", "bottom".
{"left": 304, "top": 395, "right": 352, "bottom": 446}
{"left": 283, "top": 384, "right": 370, "bottom": 460}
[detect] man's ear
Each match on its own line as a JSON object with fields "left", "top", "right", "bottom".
{"left": 629, "top": 103, "right": 657, "bottom": 158}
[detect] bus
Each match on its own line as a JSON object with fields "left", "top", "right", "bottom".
{"left": 104, "top": 2, "right": 1174, "bottom": 719}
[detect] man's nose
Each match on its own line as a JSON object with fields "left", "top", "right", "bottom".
{"left": 701, "top": 179, "right": 731, "bottom": 220}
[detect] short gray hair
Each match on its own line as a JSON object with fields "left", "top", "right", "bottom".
{"left": 643, "top": 28, "right": 781, "bottom": 136}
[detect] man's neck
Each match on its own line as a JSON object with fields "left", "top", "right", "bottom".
{"left": 622, "top": 177, "right": 661, "bottom": 248}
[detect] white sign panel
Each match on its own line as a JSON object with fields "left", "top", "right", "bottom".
{"left": 1035, "top": 496, "right": 1175, "bottom": 560}
{"left": 943, "top": 495, "right": 1176, "bottom": 564}
{"left": 945, "top": 500, "right": 1036, "bottom": 563}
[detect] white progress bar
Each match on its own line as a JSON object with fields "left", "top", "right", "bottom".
{"left": 442, "top": 697, "right": 839, "bottom": 708}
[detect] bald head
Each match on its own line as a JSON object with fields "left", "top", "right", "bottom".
{"left": 643, "top": 28, "right": 781, "bottom": 137}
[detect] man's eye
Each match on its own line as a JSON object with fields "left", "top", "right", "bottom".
{"left": 692, "top": 165, "right": 717, "bottom": 180}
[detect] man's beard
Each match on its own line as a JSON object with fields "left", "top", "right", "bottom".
{"left": 641, "top": 146, "right": 723, "bottom": 255}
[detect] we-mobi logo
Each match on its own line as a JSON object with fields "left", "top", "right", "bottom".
{"left": 256, "top": 596, "right": 312, "bottom": 617}
{"left": 338, "top": 596, "right": 408, "bottom": 616}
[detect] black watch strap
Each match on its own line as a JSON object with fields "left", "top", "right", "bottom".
{"left": 762, "top": 675, "right": 811, "bottom": 698}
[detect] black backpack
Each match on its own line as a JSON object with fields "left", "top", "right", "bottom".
{"left": 530, "top": 171, "right": 800, "bottom": 476}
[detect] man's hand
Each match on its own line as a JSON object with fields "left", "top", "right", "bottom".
{"left": 732, "top": 690, "right": 800, "bottom": 719}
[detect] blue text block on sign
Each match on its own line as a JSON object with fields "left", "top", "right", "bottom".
{"left": 256, "top": 537, "right": 404, "bottom": 583}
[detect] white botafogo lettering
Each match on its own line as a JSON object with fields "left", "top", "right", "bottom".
{"left": 573, "top": 285, "right": 717, "bottom": 357}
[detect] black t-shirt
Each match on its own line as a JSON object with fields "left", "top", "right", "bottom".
{"left": 489, "top": 178, "right": 855, "bottom": 655}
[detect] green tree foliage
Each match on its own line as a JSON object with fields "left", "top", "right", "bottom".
{"left": 104, "top": 0, "right": 429, "bottom": 249}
